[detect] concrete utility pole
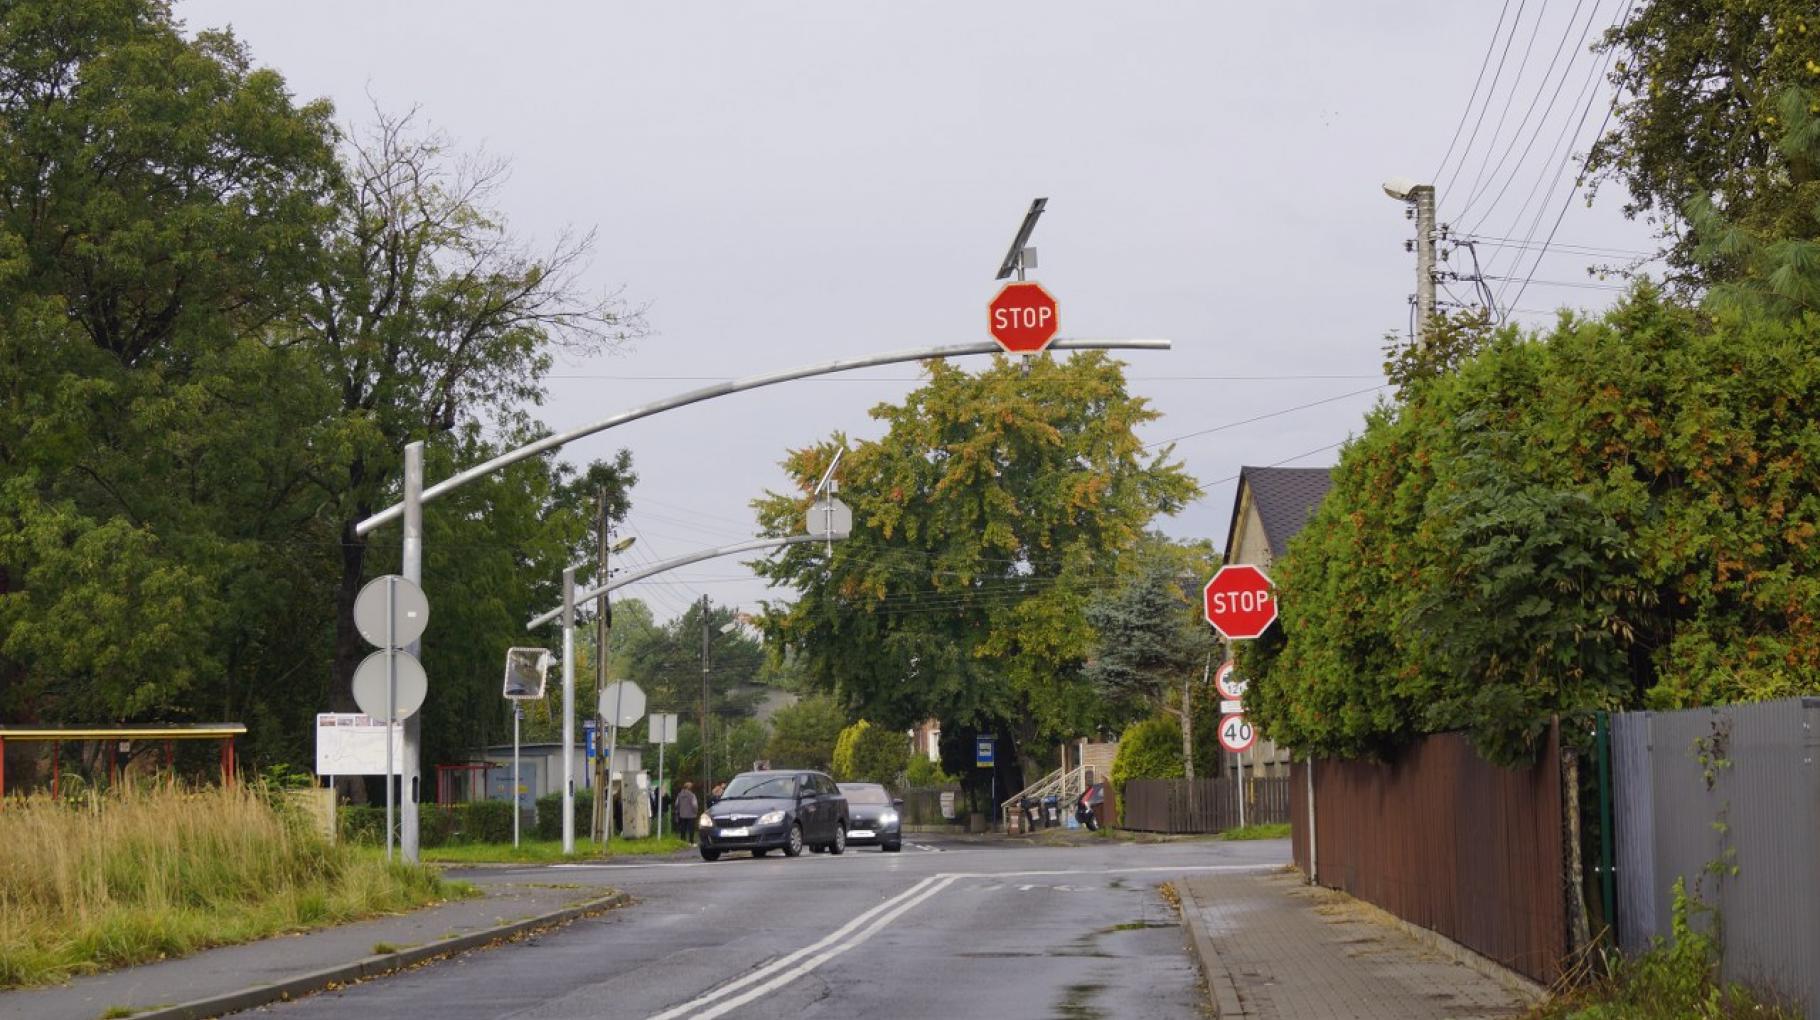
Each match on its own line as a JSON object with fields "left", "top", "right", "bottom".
{"left": 1382, "top": 178, "right": 1437, "bottom": 346}
{"left": 700, "top": 594, "right": 711, "bottom": 794}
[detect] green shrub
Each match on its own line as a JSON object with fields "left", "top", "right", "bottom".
{"left": 339, "top": 805, "right": 385, "bottom": 845}
{"left": 457, "top": 801, "right": 515, "bottom": 844}
{"left": 832, "top": 720, "right": 910, "bottom": 784}
{"left": 1109, "top": 716, "right": 1184, "bottom": 792}
{"left": 535, "top": 792, "right": 592, "bottom": 842}
{"left": 905, "top": 755, "right": 956, "bottom": 788}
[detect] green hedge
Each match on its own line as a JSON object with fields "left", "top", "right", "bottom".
{"left": 338, "top": 801, "right": 525, "bottom": 847}
{"left": 534, "top": 792, "right": 593, "bottom": 841}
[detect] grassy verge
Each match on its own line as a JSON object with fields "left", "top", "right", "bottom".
{"left": 1527, "top": 880, "right": 1796, "bottom": 1020}
{"left": 1220, "top": 822, "right": 1291, "bottom": 840}
{"left": 421, "top": 834, "right": 690, "bottom": 864}
{"left": 0, "top": 784, "right": 462, "bottom": 989}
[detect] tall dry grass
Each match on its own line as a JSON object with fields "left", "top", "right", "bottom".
{"left": 0, "top": 783, "right": 454, "bottom": 988}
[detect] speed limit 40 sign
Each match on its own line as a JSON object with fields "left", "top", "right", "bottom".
{"left": 1217, "top": 714, "right": 1257, "bottom": 754}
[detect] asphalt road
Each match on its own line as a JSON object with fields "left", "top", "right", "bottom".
{"left": 256, "top": 835, "right": 1288, "bottom": 1020}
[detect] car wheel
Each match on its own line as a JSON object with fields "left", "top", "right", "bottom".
{"left": 700, "top": 848, "right": 720, "bottom": 862}
{"left": 783, "top": 823, "right": 805, "bottom": 857}
{"left": 830, "top": 824, "right": 846, "bottom": 855}
{"left": 883, "top": 841, "right": 901, "bottom": 853}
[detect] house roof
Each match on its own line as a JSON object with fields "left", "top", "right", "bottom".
{"left": 1224, "top": 466, "right": 1334, "bottom": 562}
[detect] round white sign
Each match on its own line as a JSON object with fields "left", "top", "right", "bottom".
{"left": 1217, "top": 714, "right": 1258, "bottom": 754}
{"left": 1214, "top": 662, "right": 1249, "bottom": 701}
{"left": 352, "top": 649, "right": 428, "bottom": 722}
{"left": 353, "top": 574, "right": 429, "bottom": 648}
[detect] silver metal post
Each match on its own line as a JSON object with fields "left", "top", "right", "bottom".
{"left": 400, "top": 442, "right": 423, "bottom": 863}
{"left": 512, "top": 706, "right": 522, "bottom": 848}
{"left": 385, "top": 576, "right": 396, "bottom": 862}
{"left": 656, "top": 731, "right": 666, "bottom": 841}
{"left": 561, "top": 567, "right": 576, "bottom": 854}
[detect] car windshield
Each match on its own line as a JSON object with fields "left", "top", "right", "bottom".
{"left": 719, "top": 774, "right": 797, "bottom": 800}
{"left": 839, "top": 784, "right": 888, "bottom": 804}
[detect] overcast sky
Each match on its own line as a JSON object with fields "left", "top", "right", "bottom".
{"left": 181, "top": 1, "right": 1659, "bottom": 623}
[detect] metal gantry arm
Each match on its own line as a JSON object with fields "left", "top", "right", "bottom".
{"left": 353, "top": 339, "right": 1169, "bottom": 537}
{"left": 355, "top": 337, "right": 1171, "bottom": 861}
{"left": 528, "top": 535, "right": 821, "bottom": 631}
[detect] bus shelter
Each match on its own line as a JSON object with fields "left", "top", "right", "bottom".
{"left": 0, "top": 723, "right": 247, "bottom": 801}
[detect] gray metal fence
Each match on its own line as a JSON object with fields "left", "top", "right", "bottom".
{"left": 1612, "top": 698, "right": 1820, "bottom": 1018}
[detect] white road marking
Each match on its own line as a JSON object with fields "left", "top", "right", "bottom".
{"left": 645, "top": 861, "right": 1277, "bottom": 1018}
{"left": 682, "top": 875, "right": 961, "bottom": 1020}
{"left": 644, "top": 875, "right": 944, "bottom": 1020}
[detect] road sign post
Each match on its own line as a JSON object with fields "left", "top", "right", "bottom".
{"left": 353, "top": 574, "right": 429, "bottom": 862}
{"left": 987, "top": 282, "right": 1061, "bottom": 354}
{"left": 502, "top": 649, "right": 551, "bottom": 847}
{"left": 599, "top": 681, "right": 646, "bottom": 844}
{"left": 1203, "top": 565, "right": 1278, "bottom": 641}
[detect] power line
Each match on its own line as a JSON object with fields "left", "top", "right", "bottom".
{"left": 1508, "top": 0, "right": 1639, "bottom": 311}
{"left": 1456, "top": 0, "right": 1557, "bottom": 217}
{"left": 1432, "top": 0, "right": 1519, "bottom": 184}
{"left": 1143, "top": 385, "right": 1388, "bottom": 449}
{"left": 1440, "top": 0, "right": 1532, "bottom": 204}
{"left": 1458, "top": 0, "right": 1600, "bottom": 224}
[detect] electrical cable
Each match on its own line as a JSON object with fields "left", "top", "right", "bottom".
{"left": 1440, "top": 0, "right": 1533, "bottom": 206}
{"left": 1455, "top": 0, "right": 1557, "bottom": 217}
{"left": 1458, "top": 0, "right": 1600, "bottom": 224}
{"left": 1432, "top": 0, "right": 1519, "bottom": 185}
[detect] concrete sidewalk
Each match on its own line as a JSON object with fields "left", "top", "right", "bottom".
{"left": 0, "top": 882, "right": 625, "bottom": 1020}
{"left": 1179, "top": 869, "right": 1543, "bottom": 1019}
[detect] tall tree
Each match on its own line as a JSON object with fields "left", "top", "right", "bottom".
{"left": 292, "top": 109, "right": 642, "bottom": 714}
{"left": 0, "top": 0, "right": 340, "bottom": 729}
{"left": 750, "top": 354, "right": 1196, "bottom": 780}
{"left": 1590, "top": 1, "right": 1820, "bottom": 280}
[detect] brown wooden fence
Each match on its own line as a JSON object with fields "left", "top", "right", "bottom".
{"left": 1119, "top": 776, "right": 1291, "bottom": 834}
{"left": 1290, "top": 722, "right": 1567, "bottom": 984}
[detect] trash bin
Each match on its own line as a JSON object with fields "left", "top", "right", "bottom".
{"left": 1042, "top": 795, "right": 1060, "bottom": 827}
{"left": 1022, "top": 797, "right": 1041, "bottom": 831}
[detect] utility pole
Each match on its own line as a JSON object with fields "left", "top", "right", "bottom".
{"left": 592, "top": 488, "right": 609, "bottom": 844}
{"left": 1382, "top": 178, "right": 1437, "bottom": 346}
{"left": 1414, "top": 184, "right": 1437, "bottom": 345}
{"left": 700, "top": 594, "right": 711, "bottom": 795}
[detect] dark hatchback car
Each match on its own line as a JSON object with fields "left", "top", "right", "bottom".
{"left": 698, "top": 770, "right": 849, "bottom": 861}
{"left": 835, "top": 782, "right": 902, "bottom": 852}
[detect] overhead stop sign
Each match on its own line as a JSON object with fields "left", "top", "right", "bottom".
{"left": 1203, "top": 564, "right": 1278, "bottom": 640}
{"left": 988, "top": 281, "right": 1060, "bottom": 354}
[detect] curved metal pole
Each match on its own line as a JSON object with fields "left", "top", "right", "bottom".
{"left": 356, "top": 338, "right": 1170, "bottom": 537}
{"left": 528, "top": 535, "right": 820, "bottom": 630}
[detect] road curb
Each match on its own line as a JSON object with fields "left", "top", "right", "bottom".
{"left": 124, "top": 891, "right": 631, "bottom": 1020}
{"left": 1176, "top": 880, "right": 1250, "bottom": 1018}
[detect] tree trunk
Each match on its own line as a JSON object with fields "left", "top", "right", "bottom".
{"left": 330, "top": 516, "right": 369, "bottom": 804}
{"left": 1563, "top": 748, "right": 1593, "bottom": 955}
{"left": 1181, "top": 680, "right": 1195, "bottom": 780}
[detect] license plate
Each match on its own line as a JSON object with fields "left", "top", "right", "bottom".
{"left": 721, "top": 827, "right": 749, "bottom": 837}
{"left": 849, "top": 829, "right": 875, "bottom": 839}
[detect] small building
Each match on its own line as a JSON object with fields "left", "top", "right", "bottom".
{"left": 1223, "top": 465, "right": 1334, "bottom": 778}
{"left": 475, "top": 741, "right": 642, "bottom": 814}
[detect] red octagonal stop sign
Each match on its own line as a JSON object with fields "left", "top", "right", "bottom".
{"left": 1204, "top": 564, "right": 1277, "bottom": 640}
{"left": 988, "top": 281, "right": 1060, "bottom": 354}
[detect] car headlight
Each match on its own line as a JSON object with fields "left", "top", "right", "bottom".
{"left": 758, "top": 810, "right": 785, "bottom": 826}
{"left": 879, "top": 810, "right": 899, "bottom": 826}
{"left": 698, "top": 812, "right": 714, "bottom": 828}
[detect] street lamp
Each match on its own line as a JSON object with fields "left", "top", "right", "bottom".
{"left": 1383, "top": 176, "right": 1437, "bottom": 345}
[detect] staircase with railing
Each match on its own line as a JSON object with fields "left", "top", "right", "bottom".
{"left": 999, "top": 763, "right": 1089, "bottom": 830}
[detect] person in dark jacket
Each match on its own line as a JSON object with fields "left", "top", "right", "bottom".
{"left": 675, "top": 782, "right": 700, "bottom": 844}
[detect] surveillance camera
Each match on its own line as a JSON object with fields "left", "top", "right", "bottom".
{"left": 1382, "top": 176, "right": 1423, "bottom": 201}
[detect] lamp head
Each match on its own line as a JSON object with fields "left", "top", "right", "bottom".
{"left": 1381, "top": 176, "right": 1424, "bottom": 202}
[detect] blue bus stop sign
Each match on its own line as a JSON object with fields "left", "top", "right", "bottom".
{"left": 976, "top": 735, "right": 996, "bottom": 768}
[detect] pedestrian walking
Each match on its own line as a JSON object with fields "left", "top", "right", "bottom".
{"left": 675, "top": 781, "right": 700, "bottom": 844}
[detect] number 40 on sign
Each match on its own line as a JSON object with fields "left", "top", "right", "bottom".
{"left": 1218, "top": 715, "right": 1257, "bottom": 754}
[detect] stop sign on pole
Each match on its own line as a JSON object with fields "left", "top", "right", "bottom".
{"left": 1203, "top": 564, "right": 1278, "bottom": 640}
{"left": 988, "top": 281, "right": 1060, "bottom": 354}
